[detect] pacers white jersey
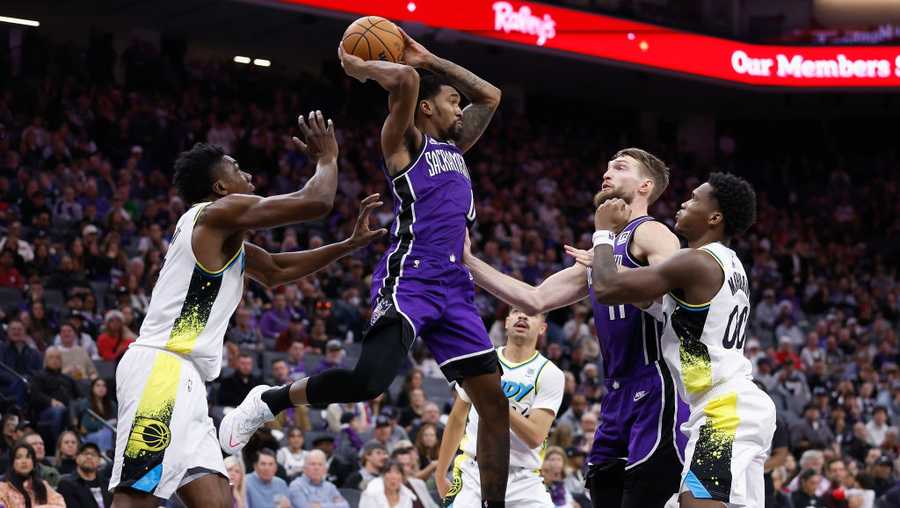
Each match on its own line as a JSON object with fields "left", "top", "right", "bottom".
{"left": 660, "top": 242, "right": 753, "bottom": 407}
{"left": 135, "top": 202, "right": 245, "bottom": 381}
{"left": 455, "top": 347, "right": 564, "bottom": 469}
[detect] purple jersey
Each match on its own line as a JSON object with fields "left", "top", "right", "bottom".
{"left": 380, "top": 135, "right": 475, "bottom": 278}
{"left": 370, "top": 135, "right": 494, "bottom": 381}
{"left": 588, "top": 216, "right": 664, "bottom": 379}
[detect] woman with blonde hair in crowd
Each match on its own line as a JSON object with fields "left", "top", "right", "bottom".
{"left": 225, "top": 455, "right": 248, "bottom": 508}
{"left": 541, "top": 446, "right": 577, "bottom": 508}
{"left": 96, "top": 309, "right": 135, "bottom": 361}
{"left": 53, "top": 431, "right": 80, "bottom": 475}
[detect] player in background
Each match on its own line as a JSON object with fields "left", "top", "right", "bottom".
{"left": 590, "top": 173, "right": 775, "bottom": 508}
{"left": 464, "top": 149, "right": 689, "bottom": 508}
{"left": 219, "top": 29, "right": 513, "bottom": 508}
{"left": 110, "top": 113, "right": 386, "bottom": 507}
{"left": 435, "top": 308, "right": 564, "bottom": 507}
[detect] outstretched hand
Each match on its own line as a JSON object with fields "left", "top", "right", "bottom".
{"left": 564, "top": 245, "right": 593, "bottom": 268}
{"left": 292, "top": 110, "right": 338, "bottom": 163}
{"left": 348, "top": 194, "right": 388, "bottom": 249}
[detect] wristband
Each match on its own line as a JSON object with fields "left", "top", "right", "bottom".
{"left": 592, "top": 230, "right": 615, "bottom": 248}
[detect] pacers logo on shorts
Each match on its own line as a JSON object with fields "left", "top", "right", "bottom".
{"left": 127, "top": 416, "right": 172, "bottom": 454}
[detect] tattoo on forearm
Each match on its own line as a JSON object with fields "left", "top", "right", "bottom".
{"left": 429, "top": 56, "right": 493, "bottom": 100}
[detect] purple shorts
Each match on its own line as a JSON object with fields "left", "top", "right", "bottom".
{"left": 371, "top": 253, "right": 496, "bottom": 382}
{"left": 589, "top": 362, "right": 689, "bottom": 468}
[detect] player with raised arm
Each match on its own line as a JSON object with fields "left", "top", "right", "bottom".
{"left": 590, "top": 173, "right": 775, "bottom": 508}
{"left": 435, "top": 307, "right": 564, "bottom": 508}
{"left": 464, "top": 149, "right": 689, "bottom": 508}
{"left": 219, "top": 30, "right": 514, "bottom": 508}
{"left": 109, "top": 112, "right": 385, "bottom": 508}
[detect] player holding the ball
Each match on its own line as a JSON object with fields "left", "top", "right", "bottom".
{"left": 219, "top": 18, "right": 513, "bottom": 508}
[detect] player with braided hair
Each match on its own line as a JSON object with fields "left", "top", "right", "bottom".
{"left": 590, "top": 173, "right": 774, "bottom": 507}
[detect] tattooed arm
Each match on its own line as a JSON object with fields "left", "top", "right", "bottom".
{"left": 400, "top": 29, "right": 501, "bottom": 153}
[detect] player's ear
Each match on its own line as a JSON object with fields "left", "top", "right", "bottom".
{"left": 708, "top": 211, "right": 723, "bottom": 228}
{"left": 212, "top": 179, "right": 228, "bottom": 197}
{"left": 419, "top": 99, "right": 432, "bottom": 117}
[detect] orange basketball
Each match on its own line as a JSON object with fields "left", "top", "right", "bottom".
{"left": 341, "top": 16, "right": 404, "bottom": 63}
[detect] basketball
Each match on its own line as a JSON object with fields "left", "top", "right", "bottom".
{"left": 341, "top": 16, "right": 405, "bottom": 63}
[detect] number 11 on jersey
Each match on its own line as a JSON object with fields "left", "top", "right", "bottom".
{"left": 608, "top": 305, "right": 626, "bottom": 320}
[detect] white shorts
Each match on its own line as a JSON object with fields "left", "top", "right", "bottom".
{"left": 109, "top": 346, "right": 226, "bottom": 500}
{"left": 679, "top": 381, "right": 776, "bottom": 508}
{"left": 445, "top": 454, "right": 553, "bottom": 508}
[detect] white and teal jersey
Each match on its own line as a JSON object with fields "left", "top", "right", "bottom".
{"left": 455, "top": 347, "right": 564, "bottom": 469}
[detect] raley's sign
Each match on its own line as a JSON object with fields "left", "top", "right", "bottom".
{"left": 281, "top": 0, "right": 900, "bottom": 87}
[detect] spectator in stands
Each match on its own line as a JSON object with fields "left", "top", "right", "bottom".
{"left": 229, "top": 307, "right": 263, "bottom": 351}
{"left": 0, "top": 443, "right": 65, "bottom": 507}
{"left": 868, "top": 455, "right": 896, "bottom": 497}
{"left": 409, "top": 403, "right": 442, "bottom": 443}
{"left": 22, "top": 432, "right": 60, "bottom": 487}
{"left": 275, "top": 313, "right": 308, "bottom": 352}
{"left": 277, "top": 427, "right": 307, "bottom": 481}
{"left": 2, "top": 319, "right": 41, "bottom": 374}
{"left": 285, "top": 340, "right": 307, "bottom": 381}
{"left": 0, "top": 222, "right": 34, "bottom": 262}
{"left": 25, "top": 301, "right": 54, "bottom": 352}
{"left": 225, "top": 455, "right": 248, "bottom": 508}
{"left": 246, "top": 448, "right": 290, "bottom": 508}
{"left": 308, "top": 318, "right": 331, "bottom": 354}
{"left": 74, "top": 378, "right": 116, "bottom": 452}
{"left": 314, "top": 339, "right": 346, "bottom": 374}
{"left": 866, "top": 406, "right": 895, "bottom": 448}
{"left": 791, "top": 469, "right": 824, "bottom": 508}
{"left": 56, "top": 322, "right": 97, "bottom": 380}
{"left": 345, "top": 441, "right": 388, "bottom": 490}
{"left": 96, "top": 309, "right": 134, "bottom": 361}
{"left": 30, "top": 348, "right": 79, "bottom": 454}
{"left": 56, "top": 442, "right": 111, "bottom": 508}
{"left": 391, "top": 445, "right": 437, "bottom": 508}
{"left": 557, "top": 393, "right": 587, "bottom": 433}
{"left": 0, "top": 249, "right": 25, "bottom": 289}
{"left": 53, "top": 313, "right": 100, "bottom": 360}
{"left": 413, "top": 423, "right": 439, "bottom": 479}
{"left": 789, "top": 450, "right": 830, "bottom": 496}
{"left": 398, "top": 388, "right": 426, "bottom": 429}
{"left": 563, "top": 447, "right": 587, "bottom": 504}
{"left": 220, "top": 353, "right": 262, "bottom": 407}
{"left": 259, "top": 293, "right": 292, "bottom": 341}
{"left": 269, "top": 359, "right": 292, "bottom": 387}
{"left": 334, "top": 412, "right": 365, "bottom": 465}
{"left": 394, "top": 369, "right": 424, "bottom": 409}
{"left": 359, "top": 460, "right": 416, "bottom": 508}
{"left": 541, "top": 447, "right": 574, "bottom": 508}
{"left": 288, "top": 449, "right": 349, "bottom": 508}
{"left": 53, "top": 431, "right": 79, "bottom": 475}
{"left": 791, "top": 404, "right": 836, "bottom": 454}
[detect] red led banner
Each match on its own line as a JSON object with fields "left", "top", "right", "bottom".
{"left": 279, "top": 0, "right": 900, "bottom": 88}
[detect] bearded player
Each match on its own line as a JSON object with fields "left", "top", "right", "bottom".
{"left": 109, "top": 113, "right": 385, "bottom": 507}
{"left": 219, "top": 30, "right": 513, "bottom": 507}
{"left": 463, "top": 149, "right": 690, "bottom": 507}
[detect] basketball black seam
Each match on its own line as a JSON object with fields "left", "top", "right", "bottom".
{"left": 363, "top": 33, "right": 373, "bottom": 61}
{"left": 347, "top": 33, "right": 364, "bottom": 58}
{"left": 366, "top": 29, "right": 396, "bottom": 62}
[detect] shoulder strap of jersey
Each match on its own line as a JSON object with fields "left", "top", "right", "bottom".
{"left": 623, "top": 216, "right": 657, "bottom": 267}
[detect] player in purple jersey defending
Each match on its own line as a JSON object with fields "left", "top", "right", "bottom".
{"left": 219, "top": 30, "right": 512, "bottom": 508}
{"left": 464, "top": 148, "right": 689, "bottom": 508}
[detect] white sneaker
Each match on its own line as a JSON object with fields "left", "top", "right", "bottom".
{"left": 219, "top": 385, "right": 275, "bottom": 454}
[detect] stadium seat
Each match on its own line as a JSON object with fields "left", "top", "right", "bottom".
{"left": 0, "top": 287, "right": 23, "bottom": 310}
{"left": 96, "top": 361, "right": 117, "bottom": 380}
{"left": 44, "top": 289, "right": 65, "bottom": 309}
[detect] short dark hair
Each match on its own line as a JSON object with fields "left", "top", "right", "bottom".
{"left": 708, "top": 172, "right": 757, "bottom": 237}
{"left": 173, "top": 143, "right": 225, "bottom": 206}
{"left": 614, "top": 148, "right": 669, "bottom": 204}
{"left": 417, "top": 72, "right": 455, "bottom": 105}
{"left": 255, "top": 448, "right": 276, "bottom": 463}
